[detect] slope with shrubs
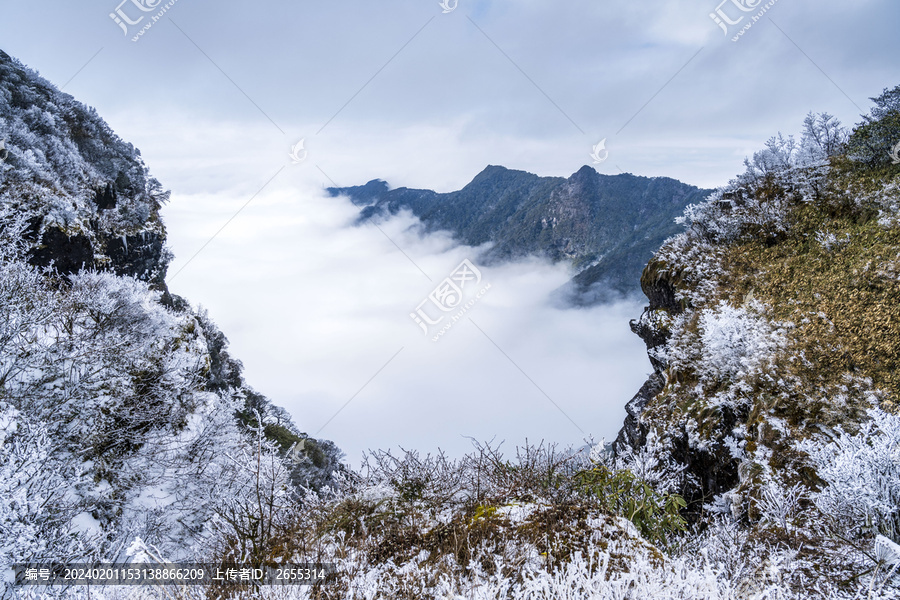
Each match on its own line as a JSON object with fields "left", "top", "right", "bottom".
{"left": 617, "top": 87, "right": 900, "bottom": 596}
{"left": 0, "top": 49, "right": 171, "bottom": 284}
{"left": 0, "top": 50, "right": 344, "bottom": 597}
{"left": 6, "top": 45, "right": 900, "bottom": 599}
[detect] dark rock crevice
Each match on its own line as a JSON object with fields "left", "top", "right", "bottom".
{"left": 615, "top": 258, "right": 742, "bottom": 519}
{"left": 26, "top": 220, "right": 169, "bottom": 290}
{"left": 613, "top": 372, "right": 664, "bottom": 452}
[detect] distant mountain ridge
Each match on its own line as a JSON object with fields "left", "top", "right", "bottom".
{"left": 329, "top": 165, "right": 712, "bottom": 302}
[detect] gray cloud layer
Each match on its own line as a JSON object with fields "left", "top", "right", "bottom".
{"left": 3, "top": 0, "right": 896, "bottom": 189}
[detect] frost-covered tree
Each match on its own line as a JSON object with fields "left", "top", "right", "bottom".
{"left": 797, "top": 112, "right": 848, "bottom": 165}
{"left": 0, "top": 408, "right": 100, "bottom": 567}
{"left": 0, "top": 214, "right": 286, "bottom": 568}
{"left": 207, "top": 414, "right": 297, "bottom": 565}
{"left": 846, "top": 84, "right": 900, "bottom": 169}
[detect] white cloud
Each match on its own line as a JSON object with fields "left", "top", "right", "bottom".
{"left": 164, "top": 182, "right": 649, "bottom": 466}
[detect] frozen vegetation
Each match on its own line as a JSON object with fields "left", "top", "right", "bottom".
{"left": 2, "top": 50, "right": 900, "bottom": 598}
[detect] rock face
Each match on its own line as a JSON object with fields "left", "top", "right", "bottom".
{"left": 611, "top": 101, "right": 900, "bottom": 524}
{"left": 26, "top": 217, "right": 170, "bottom": 287}
{"left": 0, "top": 49, "right": 344, "bottom": 492}
{"left": 329, "top": 165, "right": 711, "bottom": 301}
{"left": 616, "top": 262, "right": 742, "bottom": 514}
{"left": 26, "top": 220, "right": 94, "bottom": 275}
{"left": 0, "top": 49, "right": 171, "bottom": 289}
{"left": 101, "top": 230, "right": 169, "bottom": 286}
{"left": 614, "top": 372, "right": 664, "bottom": 452}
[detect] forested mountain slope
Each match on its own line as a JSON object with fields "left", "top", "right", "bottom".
{"left": 329, "top": 165, "right": 711, "bottom": 301}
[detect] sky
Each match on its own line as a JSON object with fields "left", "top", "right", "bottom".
{"left": 1, "top": 0, "right": 897, "bottom": 465}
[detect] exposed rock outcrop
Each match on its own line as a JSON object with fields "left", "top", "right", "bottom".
{"left": 0, "top": 48, "right": 344, "bottom": 493}
{"left": 612, "top": 99, "right": 900, "bottom": 527}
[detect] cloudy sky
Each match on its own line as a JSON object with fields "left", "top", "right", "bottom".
{"left": 1, "top": 0, "right": 897, "bottom": 464}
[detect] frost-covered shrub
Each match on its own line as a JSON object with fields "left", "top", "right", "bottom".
{"left": 754, "top": 480, "right": 807, "bottom": 533}
{"left": 612, "top": 428, "right": 686, "bottom": 494}
{"left": 0, "top": 52, "right": 169, "bottom": 217}
{"left": 665, "top": 300, "right": 786, "bottom": 393}
{"left": 672, "top": 112, "right": 846, "bottom": 256}
{"left": 800, "top": 409, "right": 900, "bottom": 541}
{"left": 207, "top": 415, "right": 298, "bottom": 566}
{"left": 744, "top": 133, "right": 799, "bottom": 178}
{"left": 797, "top": 112, "right": 848, "bottom": 165}
{"left": 0, "top": 214, "right": 297, "bottom": 574}
{"left": 741, "top": 113, "right": 846, "bottom": 178}
{"left": 0, "top": 408, "right": 100, "bottom": 567}
{"left": 676, "top": 193, "right": 745, "bottom": 244}
{"left": 696, "top": 301, "right": 786, "bottom": 385}
{"left": 815, "top": 230, "right": 851, "bottom": 251}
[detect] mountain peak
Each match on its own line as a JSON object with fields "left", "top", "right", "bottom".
{"left": 468, "top": 164, "right": 527, "bottom": 183}
{"left": 573, "top": 164, "right": 599, "bottom": 179}
{"left": 326, "top": 178, "right": 389, "bottom": 206}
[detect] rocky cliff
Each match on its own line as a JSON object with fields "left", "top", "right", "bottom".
{"left": 614, "top": 94, "right": 900, "bottom": 581}
{"left": 0, "top": 50, "right": 344, "bottom": 569}
{"left": 0, "top": 50, "right": 172, "bottom": 287}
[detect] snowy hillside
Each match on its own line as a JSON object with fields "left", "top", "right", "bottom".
{"left": 0, "top": 50, "right": 344, "bottom": 595}
{"left": 0, "top": 49, "right": 170, "bottom": 285}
